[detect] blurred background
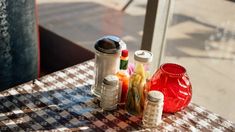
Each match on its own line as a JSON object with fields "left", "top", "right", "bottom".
{"left": 37, "top": 0, "right": 235, "bottom": 122}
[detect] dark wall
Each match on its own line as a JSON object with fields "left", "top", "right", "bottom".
{"left": 39, "top": 26, "right": 95, "bottom": 75}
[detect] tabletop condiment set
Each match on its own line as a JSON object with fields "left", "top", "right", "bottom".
{"left": 91, "top": 35, "right": 192, "bottom": 128}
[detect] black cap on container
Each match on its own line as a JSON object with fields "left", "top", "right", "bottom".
{"left": 94, "top": 35, "right": 121, "bottom": 54}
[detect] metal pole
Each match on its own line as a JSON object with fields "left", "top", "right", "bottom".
{"left": 121, "top": 0, "right": 134, "bottom": 11}
{"left": 141, "top": 0, "right": 159, "bottom": 51}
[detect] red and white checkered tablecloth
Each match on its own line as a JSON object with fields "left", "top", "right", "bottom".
{"left": 0, "top": 60, "right": 234, "bottom": 131}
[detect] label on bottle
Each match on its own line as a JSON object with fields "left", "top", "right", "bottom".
{"left": 120, "top": 60, "right": 128, "bottom": 70}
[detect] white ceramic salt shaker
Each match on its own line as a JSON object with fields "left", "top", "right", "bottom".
{"left": 142, "top": 90, "right": 164, "bottom": 128}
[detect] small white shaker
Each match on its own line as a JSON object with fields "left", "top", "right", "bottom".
{"left": 100, "top": 75, "right": 119, "bottom": 110}
{"left": 142, "top": 90, "right": 164, "bottom": 128}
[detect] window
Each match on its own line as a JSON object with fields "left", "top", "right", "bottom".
{"left": 146, "top": 0, "right": 235, "bottom": 122}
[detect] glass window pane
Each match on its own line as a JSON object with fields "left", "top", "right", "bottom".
{"left": 163, "top": 0, "right": 235, "bottom": 122}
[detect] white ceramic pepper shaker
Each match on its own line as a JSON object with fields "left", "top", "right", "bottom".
{"left": 142, "top": 90, "right": 164, "bottom": 128}
{"left": 100, "top": 75, "right": 119, "bottom": 110}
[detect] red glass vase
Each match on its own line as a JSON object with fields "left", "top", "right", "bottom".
{"left": 149, "top": 63, "right": 192, "bottom": 113}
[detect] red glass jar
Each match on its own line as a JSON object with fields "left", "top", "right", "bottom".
{"left": 149, "top": 63, "right": 192, "bottom": 113}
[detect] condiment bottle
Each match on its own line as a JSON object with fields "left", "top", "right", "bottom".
{"left": 92, "top": 36, "right": 122, "bottom": 97}
{"left": 142, "top": 90, "right": 164, "bottom": 128}
{"left": 125, "top": 50, "right": 153, "bottom": 116}
{"left": 116, "top": 50, "right": 129, "bottom": 104}
{"left": 134, "top": 50, "right": 153, "bottom": 79}
{"left": 100, "top": 75, "right": 119, "bottom": 110}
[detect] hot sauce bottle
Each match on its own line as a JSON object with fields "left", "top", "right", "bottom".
{"left": 116, "top": 50, "right": 129, "bottom": 104}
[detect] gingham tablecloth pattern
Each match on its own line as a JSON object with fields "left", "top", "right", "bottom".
{"left": 0, "top": 60, "right": 234, "bottom": 131}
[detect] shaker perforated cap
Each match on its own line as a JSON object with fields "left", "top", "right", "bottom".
{"left": 134, "top": 50, "right": 153, "bottom": 63}
{"left": 147, "top": 91, "right": 164, "bottom": 102}
{"left": 103, "top": 75, "right": 119, "bottom": 86}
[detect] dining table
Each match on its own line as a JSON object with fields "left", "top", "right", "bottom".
{"left": 0, "top": 60, "right": 234, "bottom": 131}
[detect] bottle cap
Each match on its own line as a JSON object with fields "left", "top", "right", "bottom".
{"left": 147, "top": 91, "right": 164, "bottom": 102}
{"left": 121, "top": 50, "right": 128, "bottom": 57}
{"left": 134, "top": 50, "right": 153, "bottom": 63}
{"left": 103, "top": 75, "right": 119, "bottom": 86}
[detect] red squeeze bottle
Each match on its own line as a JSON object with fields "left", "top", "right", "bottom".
{"left": 116, "top": 50, "right": 129, "bottom": 104}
